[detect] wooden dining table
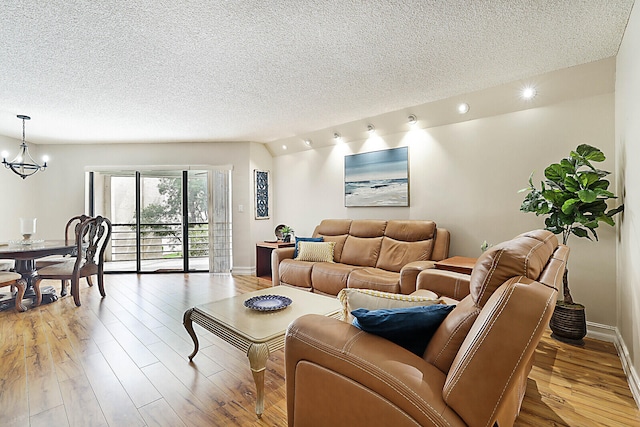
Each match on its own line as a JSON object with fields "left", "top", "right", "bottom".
{"left": 0, "top": 240, "right": 76, "bottom": 290}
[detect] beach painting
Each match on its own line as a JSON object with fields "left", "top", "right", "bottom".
{"left": 344, "top": 146, "right": 409, "bottom": 207}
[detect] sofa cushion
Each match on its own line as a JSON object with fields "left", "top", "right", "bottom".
{"left": 349, "top": 220, "right": 387, "bottom": 237}
{"left": 294, "top": 236, "right": 324, "bottom": 258}
{"left": 312, "top": 263, "right": 361, "bottom": 296}
{"left": 351, "top": 304, "right": 456, "bottom": 356}
{"left": 385, "top": 220, "right": 436, "bottom": 241}
{"left": 340, "top": 236, "right": 382, "bottom": 267}
{"left": 376, "top": 237, "right": 433, "bottom": 273}
{"left": 347, "top": 267, "right": 401, "bottom": 293}
{"left": 295, "top": 241, "right": 336, "bottom": 263}
{"left": 314, "top": 219, "right": 352, "bottom": 235}
{"left": 338, "top": 288, "right": 441, "bottom": 322}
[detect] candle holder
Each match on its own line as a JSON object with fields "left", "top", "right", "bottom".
{"left": 20, "top": 217, "right": 37, "bottom": 244}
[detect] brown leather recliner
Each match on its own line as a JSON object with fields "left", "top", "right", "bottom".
{"left": 285, "top": 230, "right": 569, "bottom": 427}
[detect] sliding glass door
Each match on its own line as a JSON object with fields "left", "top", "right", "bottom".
{"left": 88, "top": 167, "right": 232, "bottom": 274}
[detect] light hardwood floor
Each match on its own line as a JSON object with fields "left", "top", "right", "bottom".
{"left": 0, "top": 273, "right": 638, "bottom": 427}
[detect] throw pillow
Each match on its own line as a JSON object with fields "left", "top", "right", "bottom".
{"left": 337, "top": 288, "right": 443, "bottom": 322}
{"left": 294, "top": 241, "right": 336, "bottom": 263}
{"left": 351, "top": 304, "right": 456, "bottom": 356}
{"left": 294, "top": 236, "right": 324, "bottom": 258}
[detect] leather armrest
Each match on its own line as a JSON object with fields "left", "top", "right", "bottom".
{"left": 416, "top": 269, "right": 471, "bottom": 300}
{"left": 285, "top": 314, "right": 464, "bottom": 427}
{"left": 399, "top": 260, "right": 436, "bottom": 294}
{"left": 271, "top": 247, "right": 295, "bottom": 284}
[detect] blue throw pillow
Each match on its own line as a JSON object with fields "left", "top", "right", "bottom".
{"left": 351, "top": 304, "right": 456, "bottom": 356}
{"left": 294, "top": 236, "right": 324, "bottom": 258}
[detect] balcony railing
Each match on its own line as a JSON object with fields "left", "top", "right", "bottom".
{"left": 109, "top": 222, "right": 210, "bottom": 261}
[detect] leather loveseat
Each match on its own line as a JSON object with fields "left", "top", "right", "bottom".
{"left": 271, "top": 219, "right": 450, "bottom": 296}
{"left": 285, "top": 230, "right": 568, "bottom": 427}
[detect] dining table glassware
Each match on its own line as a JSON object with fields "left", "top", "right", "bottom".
{"left": 20, "top": 217, "right": 37, "bottom": 243}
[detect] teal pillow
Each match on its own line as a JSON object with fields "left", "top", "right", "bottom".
{"left": 351, "top": 304, "right": 456, "bottom": 356}
{"left": 294, "top": 237, "right": 324, "bottom": 258}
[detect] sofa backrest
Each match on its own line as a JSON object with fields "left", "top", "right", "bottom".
{"left": 312, "top": 219, "right": 441, "bottom": 269}
{"left": 423, "top": 230, "right": 568, "bottom": 375}
{"left": 376, "top": 220, "right": 436, "bottom": 272}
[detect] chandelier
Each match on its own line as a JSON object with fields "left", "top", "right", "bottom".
{"left": 2, "top": 115, "right": 48, "bottom": 179}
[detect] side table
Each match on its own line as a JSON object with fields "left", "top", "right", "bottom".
{"left": 256, "top": 241, "right": 295, "bottom": 279}
{"left": 435, "top": 256, "right": 477, "bottom": 275}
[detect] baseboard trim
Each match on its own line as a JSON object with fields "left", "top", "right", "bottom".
{"left": 587, "top": 321, "right": 640, "bottom": 407}
{"left": 231, "top": 266, "right": 254, "bottom": 275}
{"left": 586, "top": 321, "right": 617, "bottom": 342}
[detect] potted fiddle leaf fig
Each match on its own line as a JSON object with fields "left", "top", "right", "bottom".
{"left": 519, "top": 144, "right": 623, "bottom": 343}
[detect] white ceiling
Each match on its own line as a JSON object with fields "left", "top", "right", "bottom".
{"left": 0, "top": 1, "right": 635, "bottom": 145}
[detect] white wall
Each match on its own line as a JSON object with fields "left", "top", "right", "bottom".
{"left": 616, "top": 1, "right": 640, "bottom": 399}
{"left": 273, "top": 92, "right": 618, "bottom": 326}
{"left": 0, "top": 134, "right": 40, "bottom": 231}
{"left": 0, "top": 140, "right": 273, "bottom": 272}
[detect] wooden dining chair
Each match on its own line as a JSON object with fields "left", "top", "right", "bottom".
{"left": 36, "top": 214, "right": 93, "bottom": 293}
{"left": 34, "top": 216, "right": 112, "bottom": 307}
{"left": 0, "top": 271, "right": 28, "bottom": 312}
{"left": 36, "top": 214, "right": 91, "bottom": 266}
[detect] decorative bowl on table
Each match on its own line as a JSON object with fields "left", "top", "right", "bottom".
{"left": 244, "top": 294, "right": 292, "bottom": 311}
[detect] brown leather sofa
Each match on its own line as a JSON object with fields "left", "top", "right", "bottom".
{"left": 285, "top": 230, "right": 568, "bottom": 427}
{"left": 271, "top": 219, "right": 450, "bottom": 296}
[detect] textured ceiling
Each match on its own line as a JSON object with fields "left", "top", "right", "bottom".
{"left": 0, "top": 1, "right": 635, "bottom": 145}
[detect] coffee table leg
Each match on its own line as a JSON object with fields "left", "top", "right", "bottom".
{"left": 182, "top": 308, "right": 200, "bottom": 360}
{"left": 247, "top": 343, "right": 270, "bottom": 418}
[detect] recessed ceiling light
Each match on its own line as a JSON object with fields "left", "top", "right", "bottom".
{"left": 367, "top": 124, "right": 376, "bottom": 134}
{"left": 408, "top": 114, "right": 417, "bottom": 125}
{"left": 282, "top": 144, "right": 287, "bottom": 150}
{"left": 457, "top": 103, "right": 470, "bottom": 114}
{"left": 521, "top": 87, "right": 537, "bottom": 100}
{"left": 333, "top": 132, "right": 342, "bottom": 142}
{"left": 304, "top": 139, "right": 312, "bottom": 146}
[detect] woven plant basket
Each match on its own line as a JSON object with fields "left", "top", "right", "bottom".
{"left": 549, "top": 301, "right": 586, "bottom": 345}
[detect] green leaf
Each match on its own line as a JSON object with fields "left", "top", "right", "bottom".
{"left": 607, "top": 205, "right": 624, "bottom": 217}
{"left": 561, "top": 198, "right": 579, "bottom": 214}
{"left": 576, "top": 144, "right": 606, "bottom": 162}
{"left": 592, "top": 180, "right": 610, "bottom": 190}
{"left": 578, "top": 172, "right": 600, "bottom": 188}
{"left": 577, "top": 189, "right": 597, "bottom": 203}
{"left": 564, "top": 176, "right": 580, "bottom": 192}
{"left": 544, "top": 164, "right": 565, "bottom": 184}
{"left": 594, "top": 189, "right": 615, "bottom": 198}
{"left": 560, "top": 158, "right": 576, "bottom": 174}
{"left": 599, "top": 215, "right": 615, "bottom": 227}
{"left": 571, "top": 227, "right": 591, "bottom": 239}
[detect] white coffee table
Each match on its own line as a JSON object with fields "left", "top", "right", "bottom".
{"left": 183, "top": 286, "right": 342, "bottom": 418}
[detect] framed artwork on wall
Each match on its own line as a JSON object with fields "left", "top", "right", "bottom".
{"left": 344, "top": 146, "right": 409, "bottom": 207}
{"left": 254, "top": 169, "right": 270, "bottom": 219}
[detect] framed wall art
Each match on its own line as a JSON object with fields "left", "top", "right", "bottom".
{"left": 344, "top": 146, "right": 409, "bottom": 207}
{"left": 254, "top": 169, "right": 270, "bottom": 219}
